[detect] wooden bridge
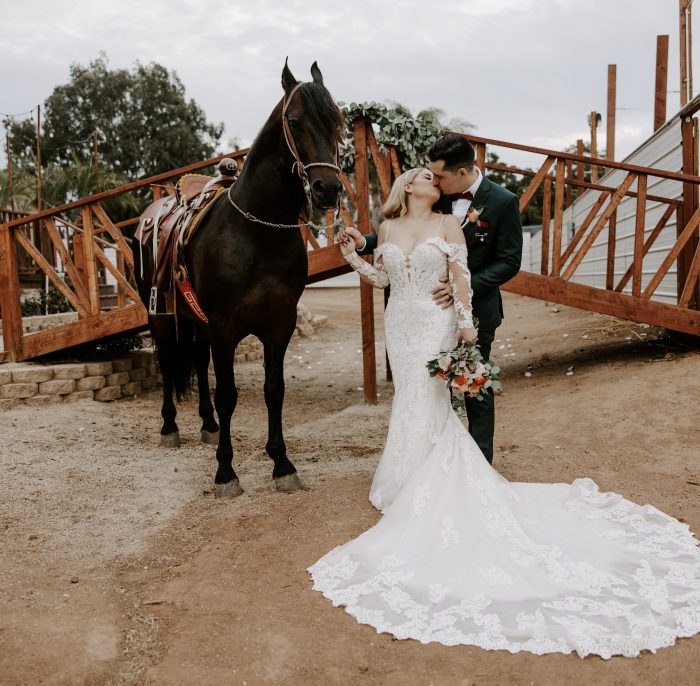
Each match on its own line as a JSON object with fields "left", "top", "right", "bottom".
{"left": 1, "top": 118, "right": 699, "bottom": 403}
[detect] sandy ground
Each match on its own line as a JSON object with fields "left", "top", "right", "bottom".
{"left": 1, "top": 288, "right": 699, "bottom": 686}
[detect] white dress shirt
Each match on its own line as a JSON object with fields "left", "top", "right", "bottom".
{"left": 451, "top": 167, "right": 483, "bottom": 226}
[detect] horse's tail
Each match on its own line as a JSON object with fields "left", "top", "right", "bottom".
{"left": 153, "top": 317, "right": 196, "bottom": 401}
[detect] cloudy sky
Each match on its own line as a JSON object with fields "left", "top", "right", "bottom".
{"left": 1, "top": 0, "right": 695, "bottom": 170}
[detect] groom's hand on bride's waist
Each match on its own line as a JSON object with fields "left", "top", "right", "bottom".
{"left": 432, "top": 277, "right": 453, "bottom": 310}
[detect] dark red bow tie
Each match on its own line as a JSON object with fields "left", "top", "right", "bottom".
{"left": 448, "top": 191, "right": 473, "bottom": 201}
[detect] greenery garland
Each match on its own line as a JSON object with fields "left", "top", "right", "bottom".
{"left": 340, "top": 101, "right": 443, "bottom": 174}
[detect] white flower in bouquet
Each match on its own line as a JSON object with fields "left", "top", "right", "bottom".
{"left": 437, "top": 354, "right": 452, "bottom": 371}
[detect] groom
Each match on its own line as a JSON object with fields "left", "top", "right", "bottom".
{"left": 356, "top": 134, "right": 522, "bottom": 464}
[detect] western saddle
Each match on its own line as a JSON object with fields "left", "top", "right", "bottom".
{"left": 135, "top": 158, "right": 239, "bottom": 322}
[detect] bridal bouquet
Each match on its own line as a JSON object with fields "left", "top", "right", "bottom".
{"left": 426, "top": 342, "right": 502, "bottom": 409}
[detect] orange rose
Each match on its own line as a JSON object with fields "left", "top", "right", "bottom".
{"left": 437, "top": 370, "right": 446, "bottom": 380}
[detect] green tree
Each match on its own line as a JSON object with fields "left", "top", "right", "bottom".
{"left": 4, "top": 54, "right": 223, "bottom": 180}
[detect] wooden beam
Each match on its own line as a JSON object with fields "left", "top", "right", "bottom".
{"left": 607, "top": 65, "right": 616, "bottom": 161}
{"left": 679, "top": 237, "right": 700, "bottom": 306}
{"left": 43, "top": 218, "right": 90, "bottom": 307}
{"left": 366, "top": 127, "right": 392, "bottom": 199}
{"left": 551, "top": 159, "right": 566, "bottom": 276}
{"left": 606, "top": 211, "right": 617, "bottom": 290}
{"left": 615, "top": 204, "right": 675, "bottom": 292}
{"left": 353, "top": 119, "right": 377, "bottom": 405}
{"left": 91, "top": 203, "right": 135, "bottom": 271}
{"left": 475, "top": 142, "right": 486, "bottom": 172}
{"left": 655, "top": 35, "right": 669, "bottom": 131}
{"left": 443, "top": 132, "right": 700, "bottom": 185}
{"left": 116, "top": 251, "right": 126, "bottom": 309}
{"left": 0, "top": 225, "right": 23, "bottom": 360}
{"left": 565, "top": 159, "right": 573, "bottom": 207}
{"left": 14, "top": 231, "right": 86, "bottom": 316}
{"left": 518, "top": 156, "right": 555, "bottom": 213}
{"left": 643, "top": 202, "right": 700, "bottom": 298}
{"left": 502, "top": 272, "right": 700, "bottom": 336}
{"left": 20, "top": 304, "right": 148, "bottom": 360}
{"left": 340, "top": 172, "right": 357, "bottom": 208}
{"left": 80, "top": 206, "right": 101, "bottom": 316}
{"left": 680, "top": 114, "right": 699, "bottom": 307}
{"left": 632, "top": 175, "right": 648, "bottom": 296}
{"left": 562, "top": 172, "right": 637, "bottom": 280}
{"left": 560, "top": 191, "right": 610, "bottom": 265}
{"left": 389, "top": 148, "right": 401, "bottom": 178}
{"left": 93, "top": 243, "right": 140, "bottom": 305}
{"left": 680, "top": 0, "right": 690, "bottom": 107}
{"left": 540, "top": 177, "right": 551, "bottom": 275}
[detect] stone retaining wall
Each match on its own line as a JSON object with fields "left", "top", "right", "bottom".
{"left": 0, "top": 318, "right": 327, "bottom": 409}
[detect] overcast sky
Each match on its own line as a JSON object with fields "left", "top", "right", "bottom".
{"left": 1, "top": 0, "right": 695, "bottom": 170}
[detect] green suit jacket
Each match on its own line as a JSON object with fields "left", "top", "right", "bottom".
{"left": 358, "top": 175, "right": 523, "bottom": 331}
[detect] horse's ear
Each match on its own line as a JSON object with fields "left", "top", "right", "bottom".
{"left": 310, "top": 61, "right": 324, "bottom": 85}
{"left": 282, "top": 58, "right": 298, "bottom": 95}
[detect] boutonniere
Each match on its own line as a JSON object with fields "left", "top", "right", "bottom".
{"left": 465, "top": 206, "right": 488, "bottom": 228}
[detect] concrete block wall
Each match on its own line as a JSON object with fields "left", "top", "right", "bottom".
{"left": 0, "top": 350, "right": 159, "bottom": 410}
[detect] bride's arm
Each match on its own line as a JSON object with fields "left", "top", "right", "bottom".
{"left": 443, "top": 217, "right": 477, "bottom": 342}
{"left": 339, "top": 223, "right": 390, "bottom": 289}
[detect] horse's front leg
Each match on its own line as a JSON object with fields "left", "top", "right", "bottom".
{"left": 211, "top": 328, "right": 243, "bottom": 499}
{"left": 263, "top": 333, "right": 303, "bottom": 493}
{"left": 194, "top": 326, "right": 219, "bottom": 445}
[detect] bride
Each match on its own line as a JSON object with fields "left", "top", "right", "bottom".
{"left": 307, "top": 167, "right": 700, "bottom": 658}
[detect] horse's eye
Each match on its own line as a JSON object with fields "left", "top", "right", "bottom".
{"left": 288, "top": 119, "right": 302, "bottom": 132}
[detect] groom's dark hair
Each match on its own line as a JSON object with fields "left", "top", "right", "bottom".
{"left": 428, "top": 134, "right": 476, "bottom": 171}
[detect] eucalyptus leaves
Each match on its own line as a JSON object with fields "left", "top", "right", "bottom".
{"left": 339, "top": 101, "right": 443, "bottom": 173}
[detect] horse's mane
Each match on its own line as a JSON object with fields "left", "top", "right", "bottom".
{"left": 298, "top": 82, "right": 345, "bottom": 146}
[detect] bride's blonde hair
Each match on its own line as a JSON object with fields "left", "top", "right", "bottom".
{"left": 382, "top": 168, "right": 424, "bottom": 219}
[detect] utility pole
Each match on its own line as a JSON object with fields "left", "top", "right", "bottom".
{"left": 588, "top": 111, "right": 601, "bottom": 182}
{"left": 92, "top": 129, "right": 100, "bottom": 192}
{"left": 36, "top": 104, "right": 42, "bottom": 211}
{"left": 6, "top": 135, "right": 15, "bottom": 211}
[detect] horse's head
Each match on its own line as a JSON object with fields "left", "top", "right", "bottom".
{"left": 281, "top": 60, "right": 344, "bottom": 210}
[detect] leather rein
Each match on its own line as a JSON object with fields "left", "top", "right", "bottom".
{"left": 227, "top": 81, "right": 343, "bottom": 235}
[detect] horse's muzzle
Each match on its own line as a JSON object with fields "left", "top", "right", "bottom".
{"left": 311, "top": 178, "right": 342, "bottom": 210}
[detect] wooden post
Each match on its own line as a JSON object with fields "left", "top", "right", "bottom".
{"left": 36, "top": 104, "right": 42, "bottom": 211}
{"left": 565, "top": 159, "right": 573, "bottom": 207}
{"left": 655, "top": 35, "right": 669, "bottom": 131}
{"left": 80, "top": 205, "right": 101, "bottom": 316}
{"left": 632, "top": 175, "right": 648, "bottom": 297}
{"left": 680, "top": 115, "right": 700, "bottom": 308}
{"left": 607, "top": 65, "right": 616, "bottom": 162}
{"left": 540, "top": 177, "right": 552, "bottom": 275}
{"left": 589, "top": 111, "right": 600, "bottom": 182}
{"left": 475, "top": 142, "right": 486, "bottom": 172}
{"left": 0, "top": 224, "right": 23, "bottom": 360}
{"left": 576, "top": 139, "right": 585, "bottom": 201}
{"left": 680, "top": 0, "right": 692, "bottom": 107}
{"left": 551, "top": 160, "right": 565, "bottom": 277}
{"left": 606, "top": 212, "right": 618, "bottom": 290}
{"left": 353, "top": 119, "right": 377, "bottom": 404}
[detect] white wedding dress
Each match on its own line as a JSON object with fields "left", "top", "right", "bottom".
{"left": 308, "top": 226, "right": 700, "bottom": 658}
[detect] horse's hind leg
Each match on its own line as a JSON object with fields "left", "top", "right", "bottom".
{"left": 262, "top": 333, "right": 302, "bottom": 493}
{"left": 194, "top": 326, "right": 219, "bottom": 444}
{"left": 159, "top": 371, "right": 181, "bottom": 448}
{"left": 211, "top": 332, "right": 243, "bottom": 499}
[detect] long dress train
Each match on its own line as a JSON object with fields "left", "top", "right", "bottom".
{"left": 308, "top": 232, "right": 700, "bottom": 658}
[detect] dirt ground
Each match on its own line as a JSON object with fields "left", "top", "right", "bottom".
{"left": 1, "top": 288, "right": 699, "bottom": 686}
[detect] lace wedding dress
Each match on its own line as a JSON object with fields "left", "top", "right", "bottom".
{"left": 308, "top": 228, "right": 700, "bottom": 658}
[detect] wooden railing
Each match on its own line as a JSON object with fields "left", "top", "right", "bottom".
{"left": 457, "top": 132, "right": 700, "bottom": 336}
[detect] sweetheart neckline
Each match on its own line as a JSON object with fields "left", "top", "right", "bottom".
{"left": 382, "top": 237, "right": 445, "bottom": 260}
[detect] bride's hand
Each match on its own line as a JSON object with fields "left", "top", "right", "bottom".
{"left": 338, "top": 226, "right": 364, "bottom": 256}
{"left": 458, "top": 327, "right": 478, "bottom": 345}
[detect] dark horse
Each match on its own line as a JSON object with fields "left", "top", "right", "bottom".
{"left": 134, "top": 62, "right": 343, "bottom": 498}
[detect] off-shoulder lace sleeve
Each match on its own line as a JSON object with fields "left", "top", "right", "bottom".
{"left": 446, "top": 243, "right": 474, "bottom": 329}
{"left": 344, "top": 250, "right": 389, "bottom": 289}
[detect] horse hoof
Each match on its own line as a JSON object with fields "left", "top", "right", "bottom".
{"left": 160, "top": 432, "right": 181, "bottom": 448}
{"left": 275, "top": 473, "right": 303, "bottom": 493}
{"left": 201, "top": 429, "right": 219, "bottom": 445}
{"left": 215, "top": 480, "right": 244, "bottom": 500}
